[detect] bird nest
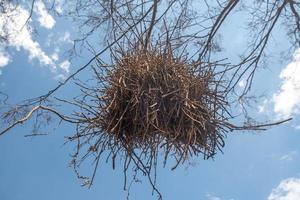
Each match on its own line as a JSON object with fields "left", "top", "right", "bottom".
{"left": 70, "top": 48, "right": 229, "bottom": 193}
{"left": 91, "top": 48, "right": 226, "bottom": 159}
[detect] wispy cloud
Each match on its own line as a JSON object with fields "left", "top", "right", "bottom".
{"left": 0, "top": 50, "right": 10, "bottom": 68}
{"left": 59, "top": 60, "right": 70, "bottom": 73}
{"left": 238, "top": 80, "right": 246, "bottom": 88}
{"left": 48, "top": 31, "right": 73, "bottom": 47}
{"left": 0, "top": 5, "right": 56, "bottom": 70}
{"left": 0, "top": 3, "right": 71, "bottom": 78}
{"left": 54, "top": 0, "right": 65, "bottom": 14}
{"left": 273, "top": 48, "right": 300, "bottom": 118}
{"left": 51, "top": 52, "right": 59, "bottom": 61}
{"left": 267, "top": 178, "right": 300, "bottom": 200}
{"left": 34, "top": 1, "right": 56, "bottom": 29}
{"left": 279, "top": 151, "right": 298, "bottom": 162}
{"left": 58, "top": 31, "right": 73, "bottom": 44}
{"left": 258, "top": 99, "right": 270, "bottom": 114}
{"left": 206, "top": 194, "right": 221, "bottom": 200}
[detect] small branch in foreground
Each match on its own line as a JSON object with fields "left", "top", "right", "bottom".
{"left": 0, "top": 105, "right": 77, "bottom": 136}
{"left": 224, "top": 118, "right": 293, "bottom": 131}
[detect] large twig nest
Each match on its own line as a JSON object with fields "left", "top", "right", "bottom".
{"left": 93, "top": 48, "right": 227, "bottom": 163}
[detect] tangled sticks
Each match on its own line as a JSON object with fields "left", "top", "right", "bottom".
{"left": 101, "top": 49, "right": 226, "bottom": 160}
{"left": 71, "top": 47, "right": 230, "bottom": 195}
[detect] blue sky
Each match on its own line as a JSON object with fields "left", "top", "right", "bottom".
{"left": 1, "top": 1, "right": 300, "bottom": 200}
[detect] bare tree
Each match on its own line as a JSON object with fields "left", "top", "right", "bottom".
{"left": 0, "top": 0, "right": 298, "bottom": 199}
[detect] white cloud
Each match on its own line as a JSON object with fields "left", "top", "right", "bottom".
{"left": 238, "top": 80, "right": 246, "bottom": 88}
{"left": 0, "top": 4, "right": 69, "bottom": 78}
{"left": 295, "top": 125, "right": 300, "bottom": 130}
{"left": 258, "top": 105, "right": 265, "bottom": 113}
{"left": 0, "top": 50, "right": 10, "bottom": 67}
{"left": 46, "top": 31, "right": 73, "bottom": 48}
{"left": 267, "top": 178, "right": 300, "bottom": 200}
{"left": 206, "top": 194, "right": 221, "bottom": 200}
{"left": 58, "top": 31, "right": 73, "bottom": 44}
{"left": 59, "top": 60, "right": 70, "bottom": 73}
{"left": 0, "top": 4, "right": 56, "bottom": 71}
{"left": 54, "top": 0, "right": 65, "bottom": 14}
{"left": 51, "top": 52, "right": 59, "bottom": 61}
{"left": 258, "top": 99, "right": 269, "bottom": 113}
{"left": 34, "top": 1, "right": 55, "bottom": 29}
{"left": 54, "top": 73, "right": 66, "bottom": 81}
{"left": 279, "top": 151, "right": 298, "bottom": 161}
{"left": 273, "top": 49, "right": 300, "bottom": 118}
